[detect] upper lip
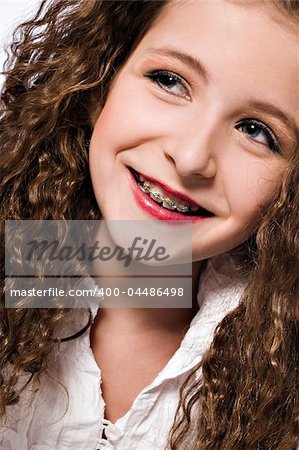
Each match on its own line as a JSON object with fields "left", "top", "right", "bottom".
{"left": 131, "top": 167, "right": 211, "bottom": 211}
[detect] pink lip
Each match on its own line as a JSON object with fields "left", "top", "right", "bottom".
{"left": 127, "top": 168, "right": 212, "bottom": 222}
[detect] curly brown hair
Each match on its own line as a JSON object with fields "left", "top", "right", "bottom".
{"left": 0, "top": 1, "right": 298, "bottom": 449}
{"left": 169, "top": 144, "right": 299, "bottom": 450}
{"left": 0, "top": 0, "right": 167, "bottom": 415}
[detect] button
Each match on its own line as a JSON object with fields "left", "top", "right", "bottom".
{"left": 104, "top": 424, "right": 123, "bottom": 441}
{"left": 97, "top": 440, "right": 114, "bottom": 450}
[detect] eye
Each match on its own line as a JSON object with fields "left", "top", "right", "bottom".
{"left": 236, "top": 119, "right": 281, "bottom": 154}
{"left": 145, "top": 70, "right": 190, "bottom": 100}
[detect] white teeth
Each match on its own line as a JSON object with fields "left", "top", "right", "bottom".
{"left": 140, "top": 181, "right": 151, "bottom": 193}
{"left": 162, "top": 198, "right": 176, "bottom": 210}
{"left": 176, "top": 204, "right": 189, "bottom": 213}
{"left": 136, "top": 173, "right": 200, "bottom": 214}
{"left": 150, "top": 188, "right": 163, "bottom": 204}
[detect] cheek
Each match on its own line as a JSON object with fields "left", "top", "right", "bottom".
{"left": 92, "top": 75, "right": 179, "bottom": 152}
{"left": 92, "top": 80, "right": 146, "bottom": 146}
{"left": 228, "top": 160, "right": 283, "bottom": 226}
{"left": 89, "top": 92, "right": 130, "bottom": 177}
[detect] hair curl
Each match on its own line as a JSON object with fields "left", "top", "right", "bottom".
{"left": 0, "top": 1, "right": 298, "bottom": 449}
{"left": 169, "top": 145, "right": 299, "bottom": 450}
{"left": 0, "top": 0, "right": 167, "bottom": 416}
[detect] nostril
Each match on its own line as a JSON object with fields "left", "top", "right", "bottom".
{"left": 164, "top": 150, "right": 177, "bottom": 166}
{"left": 163, "top": 145, "right": 217, "bottom": 179}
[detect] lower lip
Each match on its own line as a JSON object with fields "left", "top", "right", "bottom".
{"left": 127, "top": 168, "right": 212, "bottom": 222}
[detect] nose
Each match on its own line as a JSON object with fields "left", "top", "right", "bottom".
{"left": 164, "top": 116, "right": 219, "bottom": 179}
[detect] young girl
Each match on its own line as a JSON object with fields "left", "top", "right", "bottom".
{"left": 0, "top": 1, "right": 298, "bottom": 449}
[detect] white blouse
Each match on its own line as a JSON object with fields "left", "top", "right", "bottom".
{"left": 0, "top": 254, "right": 248, "bottom": 450}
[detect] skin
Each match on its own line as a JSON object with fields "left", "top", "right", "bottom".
{"left": 90, "top": 0, "right": 298, "bottom": 261}
{"left": 89, "top": 0, "right": 298, "bottom": 422}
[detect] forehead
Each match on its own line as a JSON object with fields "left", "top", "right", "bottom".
{"left": 128, "top": 0, "right": 298, "bottom": 126}
{"left": 142, "top": 0, "right": 298, "bottom": 59}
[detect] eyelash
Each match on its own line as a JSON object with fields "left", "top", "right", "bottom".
{"left": 145, "top": 69, "right": 190, "bottom": 99}
{"left": 145, "top": 70, "right": 281, "bottom": 154}
{"left": 235, "top": 119, "right": 281, "bottom": 154}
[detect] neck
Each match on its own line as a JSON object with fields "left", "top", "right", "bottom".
{"left": 91, "top": 260, "right": 204, "bottom": 337}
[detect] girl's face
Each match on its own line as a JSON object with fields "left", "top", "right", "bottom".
{"left": 89, "top": 0, "right": 298, "bottom": 261}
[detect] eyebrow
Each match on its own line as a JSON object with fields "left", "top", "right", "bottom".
{"left": 146, "top": 47, "right": 210, "bottom": 82}
{"left": 145, "top": 48, "right": 298, "bottom": 139}
{"left": 248, "top": 101, "right": 299, "bottom": 140}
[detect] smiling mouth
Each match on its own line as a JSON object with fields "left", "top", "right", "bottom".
{"left": 130, "top": 168, "right": 214, "bottom": 217}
